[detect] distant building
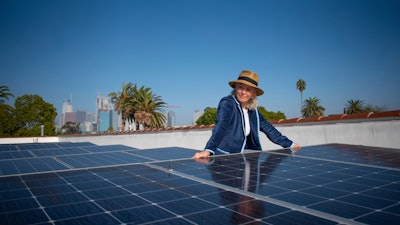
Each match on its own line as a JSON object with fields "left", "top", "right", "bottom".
{"left": 86, "top": 112, "right": 96, "bottom": 124}
{"left": 64, "top": 112, "right": 76, "bottom": 124}
{"left": 96, "top": 96, "right": 112, "bottom": 111}
{"left": 62, "top": 98, "right": 73, "bottom": 113}
{"left": 99, "top": 111, "right": 110, "bottom": 132}
{"left": 193, "top": 110, "right": 204, "bottom": 125}
{"left": 57, "top": 94, "right": 123, "bottom": 133}
{"left": 110, "top": 110, "right": 119, "bottom": 131}
{"left": 60, "top": 98, "right": 73, "bottom": 126}
{"left": 76, "top": 110, "right": 87, "bottom": 123}
{"left": 96, "top": 95, "right": 120, "bottom": 132}
{"left": 79, "top": 122, "right": 93, "bottom": 134}
{"left": 167, "top": 111, "right": 176, "bottom": 127}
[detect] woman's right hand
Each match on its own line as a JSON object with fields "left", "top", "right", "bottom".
{"left": 192, "top": 151, "right": 211, "bottom": 159}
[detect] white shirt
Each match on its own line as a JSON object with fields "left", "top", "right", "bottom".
{"left": 243, "top": 108, "right": 250, "bottom": 136}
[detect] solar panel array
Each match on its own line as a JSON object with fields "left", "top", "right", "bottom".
{"left": 0, "top": 142, "right": 399, "bottom": 224}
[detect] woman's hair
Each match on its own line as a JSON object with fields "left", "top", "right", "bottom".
{"left": 231, "top": 89, "right": 258, "bottom": 110}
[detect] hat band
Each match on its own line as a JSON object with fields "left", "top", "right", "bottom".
{"left": 238, "top": 76, "right": 258, "bottom": 86}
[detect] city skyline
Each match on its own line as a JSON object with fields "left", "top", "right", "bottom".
{"left": 2, "top": 0, "right": 400, "bottom": 126}
{"left": 58, "top": 95, "right": 180, "bottom": 133}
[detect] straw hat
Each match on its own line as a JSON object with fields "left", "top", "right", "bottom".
{"left": 228, "top": 70, "right": 264, "bottom": 96}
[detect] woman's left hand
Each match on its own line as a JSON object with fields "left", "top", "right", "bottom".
{"left": 291, "top": 143, "right": 301, "bottom": 152}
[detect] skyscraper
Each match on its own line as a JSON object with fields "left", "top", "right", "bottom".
{"left": 61, "top": 99, "right": 73, "bottom": 126}
{"left": 167, "top": 111, "right": 175, "bottom": 127}
{"left": 99, "top": 111, "right": 110, "bottom": 132}
{"left": 76, "top": 110, "right": 87, "bottom": 123}
{"left": 110, "top": 110, "right": 119, "bottom": 131}
{"left": 96, "top": 95, "right": 120, "bottom": 132}
{"left": 62, "top": 98, "right": 73, "bottom": 114}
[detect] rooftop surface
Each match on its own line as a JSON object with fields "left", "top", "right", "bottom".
{"left": 0, "top": 142, "right": 399, "bottom": 224}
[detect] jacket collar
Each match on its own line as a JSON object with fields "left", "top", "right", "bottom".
{"left": 231, "top": 95, "right": 254, "bottom": 111}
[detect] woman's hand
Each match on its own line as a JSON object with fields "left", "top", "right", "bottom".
{"left": 291, "top": 143, "right": 301, "bottom": 152}
{"left": 192, "top": 151, "right": 211, "bottom": 159}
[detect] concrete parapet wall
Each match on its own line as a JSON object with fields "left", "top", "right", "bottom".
{"left": 1, "top": 119, "right": 399, "bottom": 150}
{"left": 262, "top": 120, "right": 400, "bottom": 150}
{"left": 0, "top": 137, "right": 59, "bottom": 144}
{"left": 59, "top": 119, "right": 400, "bottom": 150}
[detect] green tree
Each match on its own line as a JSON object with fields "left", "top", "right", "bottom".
{"left": 302, "top": 97, "right": 325, "bottom": 118}
{"left": 196, "top": 107, "right": 217, "bottom": 125}
{"left": 0, "top": 85, "right": 14, "bottom": 113}
{"left": 13, "top": 94, "right": 57, "bottom": 136}
{"left": 109, "top": 82, "right": 135, "bottom": 131}
{"left": 0, "top": 106, "right": 16, "bottom": 136}
{"left": 345, "top": 99, "right": 365, "bottom": 114}
{"left": 364, "top": 104, "right": 385, "bottom": 113}
{"left": 131, "top": 85, "right": 166, "bottom": 129}
{"left": 110, "top": 83, "right": 167, "bottom": 130}
{"left": 296, "top": 79, "right": 306, "bottom": 117}
{"left": 0, "top": 85, "right": 16, "bottom": 136}
{"left": 257, "top": 106, "right": 286, "bottom": 120}
{"left": 61, "top": 122, "right": 81, "bottom": 135}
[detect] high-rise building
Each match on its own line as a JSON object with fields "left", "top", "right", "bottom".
{"left": 64, "top": 112, "right": 76, "bottom": 123}
{"left": 110, "top": 110, "right": 119, "bottom": 131}
{"left": 76, "top": 110, "right": 87, "bottom": 123}
{"left": 99, "top": 111, "right": 110, "bottom": 132}
{"left": 167, "top": 111, "right": 176, "bottom": 127}
{"left": 61, "top": 99, "right": 74, "bottom": 126}
{"left": 96, "top": 96, "right": 111, "bottom": 111}
{"left": 86, "top": 112, "right": 95, "bottom": 123}
{"left": 62, "top": 98, "right": 73, "bottom": 113}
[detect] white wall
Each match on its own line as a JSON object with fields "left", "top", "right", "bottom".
{"left": 1, "top": 120, "right": 399, "bottom": 150}
{"left": 0, "top": 137, "right": 59, "bottom": 144}
{"left": 260, "top": 120, "right": 400, "bottom": 150}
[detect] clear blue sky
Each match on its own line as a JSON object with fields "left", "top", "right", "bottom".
{"left": 2, "top": 0, "right": 399, "bottom": 126}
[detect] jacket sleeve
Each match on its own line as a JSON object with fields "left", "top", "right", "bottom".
{"left": 204, "top": 97, "right": 235, "bottom": 153}
{"left": 259, "top": 113, "right": 293, "bottom": 148}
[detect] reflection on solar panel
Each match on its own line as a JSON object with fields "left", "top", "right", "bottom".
{"left": 0, "top": 142, "right": 399, "bottom": 224}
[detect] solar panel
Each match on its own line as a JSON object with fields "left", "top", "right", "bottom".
{"left": 0, "top": 143, "right": 399, "bottom": 224}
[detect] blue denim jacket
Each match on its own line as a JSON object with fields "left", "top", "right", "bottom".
{"left": 204, "top": 95, "right": 293, "bottom": 155}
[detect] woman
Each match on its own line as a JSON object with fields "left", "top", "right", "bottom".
{"left": 193, "top": 70, "right": 300, "bottom": 159}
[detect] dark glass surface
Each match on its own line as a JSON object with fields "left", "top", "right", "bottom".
{"left": 1, "top": 143, "right": 399, "bottom": 224}
{"left": 0, "top": 150, "right": 33, "bottom": 160}
{"left": 111, "top": 204, "right": 176, "bottom": 224}
{"left": 263, "top": 210, "right": 338, "bottom": 225}
{"left": 0, "top": 209, "right": 49, "bottom": 225}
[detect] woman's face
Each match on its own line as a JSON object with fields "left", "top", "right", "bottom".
{"left": 235, "top": 83, "right": 256, "bottom": 107}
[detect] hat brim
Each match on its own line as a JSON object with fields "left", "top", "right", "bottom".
{"left": 229, "top": 80, "right": 264, "bottom": 96}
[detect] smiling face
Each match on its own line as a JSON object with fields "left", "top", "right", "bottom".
{"left": 234, "top": 83, "right": 256, "bottom": 108}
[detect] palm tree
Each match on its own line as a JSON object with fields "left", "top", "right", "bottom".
{"left": 0, "top": 85, "right": 15, "bottom": 112}
{"left": 149, "top": 94, "right": 167, "bottom": 128}
{"left": 364, "top": 104, "right": 385, "bottom": 113}
{"left": 301, "top": 97, "right": 325, "bottom": 118}
{"left": 131, "top": 86, "right": 166, "bottom": 129}
{"left": 110, "top": 83, "right": 167, "bottom": 130}
{"left": 345, "top": 99, "right": 365, "bottom": 114}
{"left": 296, "top": 79, "right": 306, "bottom": 117}
{"left": 109, "top": 82, "right": 135, "bottom": 131}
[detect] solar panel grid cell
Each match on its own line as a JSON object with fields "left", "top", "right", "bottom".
{"left": 0, "top": 151, "right": 34, "bottom": 160}
{"left": 0, "top": 144, "right": 18, "bottom": 151}
{"left": 17, "top": 143, "right": 61, "bottom": 151}
{"left": 82, "top": 145, "right": 136, "bottom": 152}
